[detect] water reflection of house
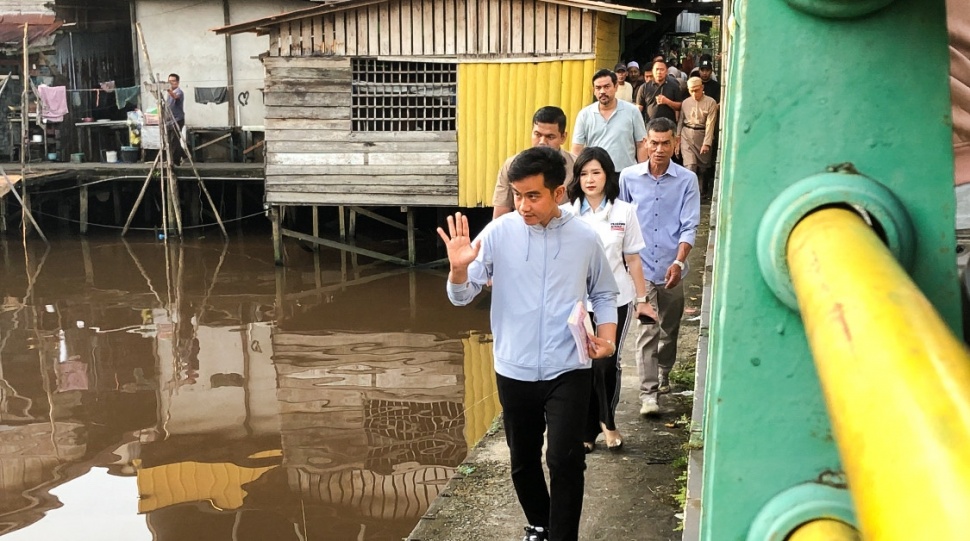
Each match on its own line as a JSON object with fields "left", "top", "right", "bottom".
{"left": 273, "top": 330, "right": 465, "bottom": 520}
{"left": 0, "top": 241, "right": 496, "bottom": 538}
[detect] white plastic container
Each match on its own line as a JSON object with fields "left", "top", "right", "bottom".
{"left": 105, "top": 150, "right": 118, "bottom": 163}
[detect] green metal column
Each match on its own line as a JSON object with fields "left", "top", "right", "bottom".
{"left": 703, "top": 1, "right": 958, "bottom": 540}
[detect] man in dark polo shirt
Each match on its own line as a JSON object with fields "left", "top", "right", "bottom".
{"left": 635, "top": 60, "right": 684, "bottom": 124}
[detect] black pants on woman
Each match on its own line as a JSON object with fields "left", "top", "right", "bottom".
{"left": 586, "top": 303, "right": 631, "bottom": 442}
{"left": 496, "top": 368, "right": 591, "bottom": 541}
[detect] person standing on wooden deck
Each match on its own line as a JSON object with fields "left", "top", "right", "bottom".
{"left": 166, "top": 73, "right": 187, "bottom": 166}
{"left": 493, "top": 106, "right": 575, "bottom": 219}
{"left": 571, "top": 68, "right": 648, "bottom": 172}
{"left": 439, "top": 146, "right": 619, "bottom": 541}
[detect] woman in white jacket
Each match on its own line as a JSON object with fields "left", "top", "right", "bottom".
{"left": 565, "top": 147, "right": 658, "bottom": 451}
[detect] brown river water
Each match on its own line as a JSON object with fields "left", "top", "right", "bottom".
{"left": 0, "top": 232, "right": 495, "bottom": 540}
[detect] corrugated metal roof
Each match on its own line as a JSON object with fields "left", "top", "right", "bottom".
{"left": 0, "top": 14, "right": 62, "bottom": 44}
{"left": 213, "top": 0, "right": 657, "bottom": 35}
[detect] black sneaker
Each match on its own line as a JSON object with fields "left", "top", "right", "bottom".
{"left": 522, "top": 525, "right": 548, "bottom": 541}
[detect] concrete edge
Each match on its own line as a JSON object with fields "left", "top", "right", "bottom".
{"left": 406, "top": 415, "right": 505, "bottom": 541}
{"left": 682, "top": 192, "right": 717, "bottom": 541}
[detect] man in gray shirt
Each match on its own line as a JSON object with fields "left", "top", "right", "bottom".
{"left": 166, "top": 73, "right": 186, "bottom": 166}
{"left": 571, "top": 69, "right": 647, "bottom": 170}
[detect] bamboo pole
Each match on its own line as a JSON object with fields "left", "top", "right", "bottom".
{"left": 122, "top": 151, "right": 162, "bottom": 235}
{"left": 20, "top": 23, "right": 29, "bottom": 238}
{"left": 136, "top": 22, "right": 226, "bottom": 238}
{"left": 0, "top": 167, "right": 45, "bottom": 242}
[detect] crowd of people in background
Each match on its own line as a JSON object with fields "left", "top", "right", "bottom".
{"left": 441, "top": 52, "right": 716, "bottom": 541}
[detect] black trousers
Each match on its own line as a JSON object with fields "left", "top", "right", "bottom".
{"left": 586, "top": 303, "right": 631, "bottom": 440}
{"left": 168, "top": 120, "right": 186, "bottom": 165}
{"left": 496, "top": 369, "right": 591, "bottom": 541}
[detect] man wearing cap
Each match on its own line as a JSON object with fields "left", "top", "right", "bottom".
{"left": 615, "top": 63, "right": 634, "bottom": 102}
{"left": 626, "top": 61, "right": 644, "bottom": 100}
{"left": 697, "top": 59, "right": 721, "bottom": 103}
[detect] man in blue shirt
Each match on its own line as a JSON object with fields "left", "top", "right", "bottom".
{"left": 439, "top": 147, "right": 618, "bottom": 541}
{"left": 618, "top": 117, "right": 700, "bottom": 415}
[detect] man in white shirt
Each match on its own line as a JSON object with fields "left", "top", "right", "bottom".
{"left": 615, "top": 63, "right": 634, "bottom": 102}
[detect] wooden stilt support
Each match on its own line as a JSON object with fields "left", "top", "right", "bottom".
{"left": 79, "top": 185, "right": 88, "bottom": 235}
{"left": 189, "top": 182, "right": 202, "bottom": 227}
{"left": 112, "top": 183, "right": 122, "bottom": 224}
{"left": 271, "top": 205, "right": 283, "bottom": 266}
{"left": 409, "top": 270, "right": 417, "bottom": 321}
{"left": 81, "top": 238, "right": 93, "bottom": 285}
{"left": 0, "top": 194, "right": 6, "bottom": 232}
{"left": 349, "top": 208, "right": 357, "bottom": 238}
{"left": 338, "top": 205, "right": 346, "bottom": 241}
{"left": 311, "top": 205, "right": 320, "bottom": 252}
{"left": 236, "top": 183, "right": 243, "bottom": 220}
{"left": 406, "top": 206, "right": 415, "bottom": 265}
{"left": 0, "top": 169, "right": 46, "bottom": 243}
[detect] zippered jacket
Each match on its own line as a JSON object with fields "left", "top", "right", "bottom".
{"left": 446, "top": 209, "right": 618, "bottom": 381}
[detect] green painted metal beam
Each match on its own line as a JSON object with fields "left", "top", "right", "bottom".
{"left": 701, "top": 0, "right": 957, "bottom": 539}
{"left": 626, "top": 11, "right": 657, "bottom": 22}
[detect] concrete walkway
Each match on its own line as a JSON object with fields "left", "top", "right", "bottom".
{"left": 407, "top": 205, "right": 711, "bottom": 541}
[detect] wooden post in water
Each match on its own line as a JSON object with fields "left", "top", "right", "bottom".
{"left": 112, "top": 183, "right": 121, "bottom": 224}
{"left": 79, "top": 184, "right": 88, "bottom": 234}
{"left": 270, "top": 205, "right": 283, "bottom": 265}
{"left": 406, "top": 206, "right": 415, "bottom": 265}
{"left": 311, "top": 205, "right": 319, "bottom": 252}
{"left": 338, "top": 205, "right": 346, "bottom": 241}
{"left": 20, "top": 23, "right": 29, "bottom": 237}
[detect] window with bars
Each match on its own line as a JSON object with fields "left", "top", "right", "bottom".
{"left": 351, "top": 58, "right": 457, "bottom": 132}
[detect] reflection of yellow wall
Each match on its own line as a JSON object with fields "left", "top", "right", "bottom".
{"left": 136, "top": 460, "right": 278, "bottom": 513}
{"left": 462, "top": 332, "right": 500, "bottom": 448}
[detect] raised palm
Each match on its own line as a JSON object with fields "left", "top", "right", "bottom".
{"left": 436, "top": 212, "right": 481, "bottom": 269}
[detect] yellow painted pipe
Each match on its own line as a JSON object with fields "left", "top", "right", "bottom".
{"left": 788, "top": 519, "right": 860, "bottom": 541}
{"left": 787, "top": 208, "right": 970, "bottom": 540}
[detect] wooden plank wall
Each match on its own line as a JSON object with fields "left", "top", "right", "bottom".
{"left": 263, "top": 56, "right": 458, "bottom": 207}
{"left": 266, "top": 0, "right": 596, "bottom": 58}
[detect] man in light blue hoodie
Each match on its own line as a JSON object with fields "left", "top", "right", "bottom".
{"left": 437, "top": 146, "right": 619, "bottom": 541}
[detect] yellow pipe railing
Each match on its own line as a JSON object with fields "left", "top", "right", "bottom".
{"left": 787, "top": 208, "right": 970, "bottom": 540}
{"left": 788, "top": 519, "right": 860, "bottom": 541}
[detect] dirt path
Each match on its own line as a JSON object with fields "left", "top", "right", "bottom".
{"left": 409, "top": 205, "right": 710, "bottom": 541}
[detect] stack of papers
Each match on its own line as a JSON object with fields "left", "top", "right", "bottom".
{"left": 567, "top": 301, "right": 595, "bottom": 365}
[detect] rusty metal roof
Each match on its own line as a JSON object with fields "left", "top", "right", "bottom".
{"left": 0, "top": 14, "right": 62, "bottom": 44}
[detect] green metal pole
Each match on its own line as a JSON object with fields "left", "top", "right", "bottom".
{"left": 702, "top": 1, "right": 957, "bottom": 539}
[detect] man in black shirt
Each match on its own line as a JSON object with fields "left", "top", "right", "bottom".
{"left": 635, "top": 60, "right": 684, "bottom": 124}
{"left": 698, "top": 59, "right": 721, "bottom": 103}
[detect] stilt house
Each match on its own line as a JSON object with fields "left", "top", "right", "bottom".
{"left": 215, "top": 0, "right": 655, "bottom": 263}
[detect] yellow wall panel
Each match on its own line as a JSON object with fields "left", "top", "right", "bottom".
{"left": 457, "top": 58, "right": 595, "bottom": 208}
{"left": 594, "top": 13, "right": 620, "bottom": 72}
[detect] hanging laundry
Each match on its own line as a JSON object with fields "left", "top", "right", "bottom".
{"left": 37, "top": 84, "right": 68, "bottom": 122}
{"left": 70, "top": 90, "right": 81, "bottom": 107}
{"left": 194, "top": 86, "right": 228, "bottom": 105}
{"left": 99, "top": 80, "right": 116, "bottom": 92}
{"left": 56, "top": 358, "right": 89, "bottom": 392}
{"left": 115, "top": 86, "right": 139, "bottom": 109}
